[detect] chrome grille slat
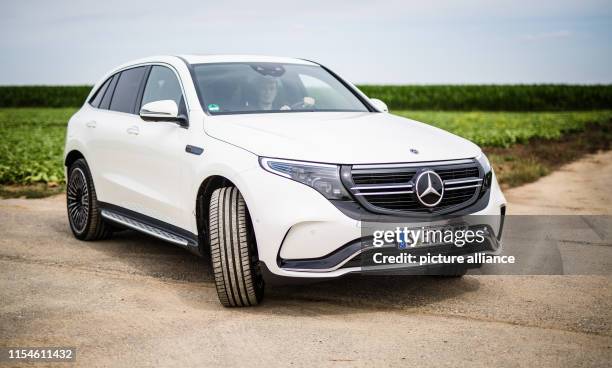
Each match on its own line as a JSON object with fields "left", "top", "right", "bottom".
{"left": 444, "top": 178, "right": 482, "bottom": 185}
{"left": 351, "top": 184, "right": 413, "bottom": 190}
{"left": 351, "top": 173, "right": 415, "bottom": 185}
{"left": 354, "top": 190, "right": 414, "bottom": 196}
{"left": 445, "top": 184, "right": 482, "bottom": 191}
{"left": 351, "top": 159, "right": 474, "bottom": 169}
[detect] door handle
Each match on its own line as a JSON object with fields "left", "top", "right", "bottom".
{"left": 86, "top": 121, "right": 97, "bottom": 128}
{"left": 126, "top": 126, "right": 140, "bottom": 135}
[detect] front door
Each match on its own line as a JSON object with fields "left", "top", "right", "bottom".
{"left": 125, "top": 65, "right": 192, "bottom": 229}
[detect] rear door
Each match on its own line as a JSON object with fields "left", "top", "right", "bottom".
{"left": 90, "top": 66, "right": 149, "bottom": 210}
{"left": 82, "top": 73, "right": 120, "bottom": 202}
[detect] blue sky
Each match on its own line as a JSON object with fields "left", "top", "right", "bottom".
{"left": 1, "top": 0, "right": 611, "bottom": 85}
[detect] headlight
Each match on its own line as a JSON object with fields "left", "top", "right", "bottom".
{"left": 259, "top": 157, "right": 351, "bottom": 200}
{"left": 476, "top": 151, "right": 491, "bottom": 173}
{"left": 476, "top": 152, "right": 493, "bottom": 189}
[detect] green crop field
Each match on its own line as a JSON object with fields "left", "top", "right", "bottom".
{"left": 2, "top": 84, "right": 611, "bottom": 110}
{"left": 0, "top": 108, "right": 74, "bottom": 185}
{"left": 394, "top": 110, "right": 612, "bottom": 147}
{"left": 360, "top": 85, "right": 612, "bottom": 111}
{"left": 1, "top": 108, "right": 610, "bottom": 195}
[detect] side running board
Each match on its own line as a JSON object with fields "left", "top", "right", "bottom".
{"left": 100, "top": 209, "right": 197, "bottom": 249}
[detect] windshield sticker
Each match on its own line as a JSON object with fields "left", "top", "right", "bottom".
{"left": 208, "top": 104, "right": 220, "bottom": 112}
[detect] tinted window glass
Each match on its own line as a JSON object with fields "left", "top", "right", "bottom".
{"left": 99, "top": 75, "right": 118, "bottom": 110}
{"left": 109, "top": 67, "right": 146, "bottom": 114}
{"left": 89, "top": 78, "right": 111, "bottom": 108}
{"left": 141, "top": 66, "right": 184, "bottom": 114}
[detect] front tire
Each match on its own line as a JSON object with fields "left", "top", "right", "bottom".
{"left": 209, "top": 187, "right": 264, "bottom": 307}
{"left": 66, "top": 159, "right": 112, "bottom": 240}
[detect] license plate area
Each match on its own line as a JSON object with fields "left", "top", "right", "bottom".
{"left": 396, "top": 222, "right": 470, "bottom": 249}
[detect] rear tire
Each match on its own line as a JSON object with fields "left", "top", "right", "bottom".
{"left": 66, "top": 159, "right": 112, "bottom": 240}
{"left": 209, "top": 186, "right": 264, "bottom": 307}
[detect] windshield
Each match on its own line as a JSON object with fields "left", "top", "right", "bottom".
{"left": 192, "top": 62, "right": 370, "bottom": 114}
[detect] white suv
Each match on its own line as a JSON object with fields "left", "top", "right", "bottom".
{"left": 64, "top": 55, "right": 506, "bottom": 307}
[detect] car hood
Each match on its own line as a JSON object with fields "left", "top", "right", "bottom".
{"left": 205, "top": 112, "right": 481, "bottom": 164}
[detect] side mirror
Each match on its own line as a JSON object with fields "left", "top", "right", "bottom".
{"left": 140, "top": 100, "right": 188, "bottom": 126}
{"left": 370, "top": 98, "right": 388, "bottom": 113}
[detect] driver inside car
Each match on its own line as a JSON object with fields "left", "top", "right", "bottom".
{"left": 248, "top": 75, "right": 315, "bottom": 111}
{"left": 255, "top": 76, "right": 279, "bottom": 110}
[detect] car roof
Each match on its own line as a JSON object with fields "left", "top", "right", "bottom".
{"left": 102, "top": 54, "right": 318, "bottom": 82}
{"left": 88, "top": 54, "right": 322, "bottom": 104}
{"left": 178, "top": 54, "right": 317, "bottom": 66}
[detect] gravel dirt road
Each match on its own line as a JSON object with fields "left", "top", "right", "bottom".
{"left": 1, "top": 152, "right": 611, "bottom": 367}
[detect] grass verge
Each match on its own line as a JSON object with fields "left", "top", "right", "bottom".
{"left": 485, "top": 120, "right": 611, "bottom": 188}
{"left": 0, "top": 183, "right": 65, "bottom": 199}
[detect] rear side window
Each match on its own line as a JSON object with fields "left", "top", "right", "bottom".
{"left": 109, "top": 67, "right": 147, "bottom": 114}
{"left": 89, "top": 78, "right": 111, "bottom": 108}
{"left": 99, "top": 75, "right": 118, "bottom": 110}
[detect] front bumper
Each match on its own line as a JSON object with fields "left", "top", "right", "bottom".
{"left": 237, "top": 165, "right": 506, "bottom": 279}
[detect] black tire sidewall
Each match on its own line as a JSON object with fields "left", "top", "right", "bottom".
{"left": 67, "top": 159, "right": 95, "bottom": 239}
{"left": 209, "top": 186, "right": 264, "bottom": 307}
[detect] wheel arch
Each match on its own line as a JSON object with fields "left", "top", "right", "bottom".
{"left": 195, "top": 175, "right": 237, "bottom": 255}
{"left": 65, "top": 150, "right": 85, "bottom": 168}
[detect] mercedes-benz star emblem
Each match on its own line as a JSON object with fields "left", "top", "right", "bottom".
{"left": 415, "top": 170, "right": 444, "bottom": 207}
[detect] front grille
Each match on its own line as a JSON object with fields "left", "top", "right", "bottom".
{"left": 436, "top": 167, "right": 479, "bottom": 181}
{"left": 352, "top": 170, "right": 417, "bottom": 185}
{"left": 345, "top": 160, "right": 483, "bottom": 215}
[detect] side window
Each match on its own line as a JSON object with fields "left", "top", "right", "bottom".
{"left": 109, "top": 67, "right": 147, "bottom": 114}
{"left": 99, "top": 74, "right": 118, "bottom": 110}
{"left": 89, "top": 78, "right": 111, "bottom": 108}
{"left": 141, "top": 66, "right": 186, "bottom": 115}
